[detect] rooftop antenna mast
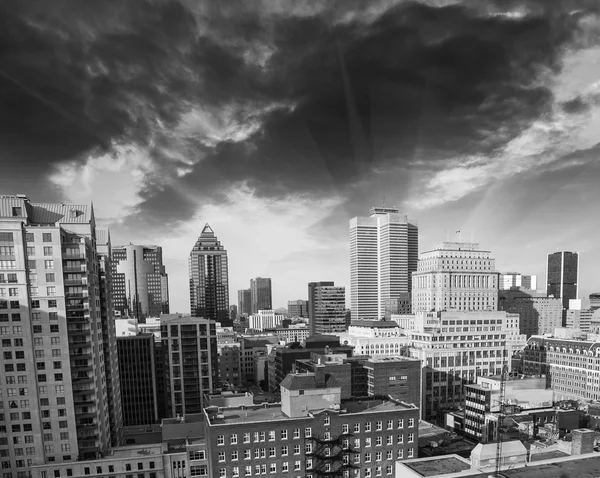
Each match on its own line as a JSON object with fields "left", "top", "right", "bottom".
{"left": 494, "top": 341, "right": 508, "bottom": 477}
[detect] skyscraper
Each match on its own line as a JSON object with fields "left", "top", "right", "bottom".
{"left": 0, "top": 195, "right": 120, "bottom": 473}
{"left": 250, "top": 277, "right": 272, "bottom": 313}
{"left": 287, "top": 299, "right": 308, "bottom": 317}
{"left": 237, "top": 288, "right": 251, "bottom": 316}
{"left": 111, "top": 244, "right": 169, "bottom": 321}
{"left": 547, "top": 251, "right": 579, "bottom": 310}
{"left": 411, "top": 240, "right": 500, "bottom": 313}
{"left": 308, "top": 282, "right": 346, "bottom": 335}
{"left": 349, "top": 207, "right": 418, "bottom": 320}
{"left": 189, "top": 224, "right": 230, "bottom": 325}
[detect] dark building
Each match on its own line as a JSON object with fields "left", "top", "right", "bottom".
{"left": 117, "top": 334, "right": 158, "bottom": 426}
{"left": 547, "top": 251, "right": 579, "bottom": 315}
{"left": 384, "top": 293, "right": 411, "bottom": 318}
{"left": 308, "top": 282, "right": 346, "bottom": 335}
{"left": 204, "top": 372, "right": 420, "bottom": 478}
{"left": 288, "top": 299, "right": 308, "bottom": 317}
{"left": 161, "top": 314, "right": 219, "bottom": 416}
{"left": 238, "top": 288, "right": 251, "bottom": 316}
{"left": 111, "top": 244, "right": 169, "bottom": 321}
{"left": 189, "top": 224, "right": 230, "bottom": 326}
{"left": 250, "top": 277, "right": 272, "bottom": 313}
{"left": 364, "top": 357, "right": 421, "bottom": 406}
{"left": 218, "top": 343, "right": 242, "bottom": 389}
{"left": 229, "top": 304, "right": 238, "bottom": 322}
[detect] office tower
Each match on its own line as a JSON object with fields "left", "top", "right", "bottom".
{"left": 349, "top": 207, "right": 418, "bottom": 320}
{"left": 117, "top": 334, "right": 158, "bottom": 425}
{"left": 111, "top": 244, "right": 169, "bottom": 321}
{"left": 547, "top": 251, "right": 579, "bottom": 311}
{"left": 287, "top": 299, "right": 308, "bottom": 317}
{"left": 308, "top": 282, "right": 346, "bottom": 335}
{"left": 499, "top": 272, "right": 538, "bottom": 290}
{"left": 96, "top": 230, "right": 123, "bottom": 447}
{"left": 498, "top": 289, "right": 563, "bottom": 337}
{"left": 384, "top": 293, "right": 411, "bottom": 318}
{"left": 589, "top": 293, "right": 600, "bottom": 309}
{"left": 0, "top": 195, "right": 118, "bottom": 472}
{"left": 412, "top": 240, "right": 500, "bottom": 313}
{"left": 237, "top": 289, "right": 251, "bottom": 316}
{"left": 229, "top": 304, "right": 237, "bottom": 323}
{"left": 247, "top": 309, "right": 286, "bottom": 330}
{"left": 160, "top": 314, "right": 218, "bottom": 416}
{"left": 250, "top": 277, "right": 272, "bottom": 313}
{"left": 189, "top": 224, "right": 230, "bottom": 325}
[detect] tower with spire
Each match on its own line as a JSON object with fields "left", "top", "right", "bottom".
{"left": 189, "top": 224, "right": 230, "bottom": 325}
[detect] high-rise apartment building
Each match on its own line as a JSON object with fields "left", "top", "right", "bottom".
{"left": 237, "top": 289, "right": 251, "bottom": 316}
{"left": 412, "top": 241, "right": 500, "bottom": 313}
{"left": 308, "top": 282, "right": 346, "bottom": 335}
{"left": 116, "top": 334, "right": 158, "bottom": 426}
{"left": 0, "top": 195, "right": 121, "bottom": 474}
{"left": 349, "top": 207, "right": 418, "bottom": 320}
{"left": 547, "top": 251, "right": 579, "bottom": 311}
{"left": 189, "top": 224, "right": 230, "bottom": 325}
{"left": 96, "top": 230, "right": 123, "bottom": 448}
{"left": 250, "top": 277, "right": 272, "bottom": 313}
{"left": 287, "top": 299, "right": 308, "bottom": 317}
{"left": 111, "top": 244, "right": 169, "bottom": 321}
{"left": 499, "top": 272, "right": 538, "bottom": 290}
{"left": 160, "top": 314, "right": 218, "bottom": 416}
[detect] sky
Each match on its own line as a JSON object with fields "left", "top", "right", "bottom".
{"left": 2, "top": 0, "right": 600, "bottom": 313}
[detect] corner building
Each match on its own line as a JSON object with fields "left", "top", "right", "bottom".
{"left": 204, "top": 371, "right": 420, "bottom": 478}
{"left": 0, "top": 195, "right": 121, "bottom": 476}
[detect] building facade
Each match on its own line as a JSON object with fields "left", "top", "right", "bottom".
{"left": 288, "top": 299, "right": 309, "bottom": 318}
{"left": 523, "top": 336, "right": 600, "bottom": 402}
{"left": 237, "top": 289, "right": 251, "bottom": 317}
{"left": 250, "top": 278, "right": 272, "bottom": 314}
{"left": 309, "top": 283, "right": 347, "bottom": 335}
{"left": 498, "top": 289, "right": 563, "bottom": 337}
{"left": 189, "top": 224, "right": 230, "bottom": 326}
{"left": 111, "top": 244, "right": 169, "bottom": 321}
{"left": 160, "top": 314, "right": 218, "bottom": 416}
{"left": 204, "top": 372, "right": 420, "bottom": 478}
{"left": 0, "top": 196, "right": 121, "bottom": 477}
{"left": 349, "top": 207, "right": 418, "bottom": 320}
{"left": 117, "top": 334, "right": 158, "bottom": 426}
{"left": 411, "top": 241, "right": 500, "bottom": 313}
{"left": 547, "top": 251, "right": 579, "bottom": 311}
{"left": 247, "top": 310, "right": 286, "bottom": 331}
{"left": 499, "top": 273, "right": 538, "bottom": 290}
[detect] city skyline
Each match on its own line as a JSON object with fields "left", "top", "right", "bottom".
{"left": 2, "top": 1, "right": 600, "bottom": 313}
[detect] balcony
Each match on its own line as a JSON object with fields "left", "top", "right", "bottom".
{"left": 71, "top": 363, "right": 93, "bottom": 372}
{"left": 67, "top": 304, "right": 90, "bottom": 312}
{"left": 74, "top": 398, "right": 94, "bottom": 406}
{"left": 73, "top": 376, "right": 94, "bottom": 384}
{"left": 66, "top": 291, "right": 89, "bottom": 299}
{"left": 63, "top": 265, "right": 87, "bottom": 273}
{"left": 65, "top": 278, "right": 88, "bottom": 286}
{"left": 63, "top": 251, "right": 87, "bottom": 259}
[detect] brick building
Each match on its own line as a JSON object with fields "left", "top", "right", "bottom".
{"left": 204, "top": 371, "right": 420, "bottom": 478}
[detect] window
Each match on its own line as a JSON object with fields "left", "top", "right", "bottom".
{"left": 365, "top": 422, "right": 371, "bottom": 432}
{"left": 10, "top": 301, "right": 19, "bottom": 309}
{"left": 282, "top": 462, "right": 289, "bottom": 473}
{"left": 43, "top": 247, "right": 52, "bottom": 256}
{"left": 376, "top": 437, "right": 382, "bottom": 446}
{"left": 51, "top": 337, "right": 60, "bottom": 344}
{"left": 365, "top": 438, "right": 371, "bottom": 447}
{"left": 46, "top": 273, "right": 55, "bottom": 283}
{"left": 386, "top": 436, "right": 392, "bottom": 446}
{"left": 294, "top": 461, "right": 301, "bottom": 471}
{"left": 33, "top": 325, "right": 42, "bottom": 334}
{"left": 189, "top": 450, "right": 205, "bottom": 461}
{"left": 397, "top": 419, "right": 404, "bottom": 429}
{"left": 28, "top": 260, "right": 36, "bottom": 270}
{"left": 230, "top": 434, "right": 237, "bottom": 445}
{"left": 231, "top": 450, "right": 238, "bottom": 461}
{"left": 408, "top": 418, "right": 415, "bottom": 428}
{"left": 34, "top": 338, "right": 43, "bottom": 346}
{"left": 49, "top": 312, "right": 58, "bottom": 321}
{"left": 31, "top": 312, "right": 40, "bottom": 321}
{"left": 43, "top": 234, "right": 52, "bottom": 243}
{"left": 44, "top": 260, "right": 54, "bottom": 270}
{"left": 407, "top": 448, "right": 414, "bottom": 458}
{"left": 253, "top": 432, "right": 259, "bottom": 443}
{"left": 386, "top": 465, "right": 393, "bottom": 476}
{"left": 50, "top": 325, "right": 59, "bottom": 333}
{"left": 281, "top": 429, "right": 288, "bottom": 440}
{"left": 244, "top": 466, "right": 251, "bottom": 476}
{"left": 8, "top": 288, "right": 18, "bottom": 297}
{"left": 387, "top": 420, "right": 393, "bottom": 430}
{"left": 408, "top": 433, "right": 414, "bottom": 443}
{"left": 232, "top": 467, "right": 239, "bottom": 478}
{"left": 48, "top": 300, "right": 57, "bottom": 308}
{"left": 294, "top": 445, "right": 300, "bottom": 455}
{"left": 25, "top": 233, "right": 34, "bottom": 243}
{"left": 47, "top": 287, "right": 56, "bottom": 296}
{"left": 365, "top": 452, "right": 371, "bottom": 463}
{"left": 10, "top": 313, "right": 19, "bottom": 322}
{"left": 376, "top": 421, "right": 382, "bottom": 431}
{"left": 244, "top": 450, "right": 250, "bottom": 460}
{"left": 376, "top": 452, "right": 382, "bottom": 462}
{"left": 293, "top": 428, "right": 300, "bottom": 439}
{"left": 269, "top": 463, "right": 276, "bottom": 474}
{"left": 219, "top": 470, "right": 227, "bottom": 478}
{"left": 281, "top": 445, "right": 288, "bottom": 456}
{"left": 304, "top": 427, "right": 312, "bottom": 438}
{"left": 31, "top": 300, "right": 40, "bottom": 309}
{"left": 259, "top": 431, "right": 265, "bottom": 442}
{"left": 354, "top": 423, "right": 360, "bottom": 433}
{"left": 218, "top": 452, "right": 225, "bottom": 462}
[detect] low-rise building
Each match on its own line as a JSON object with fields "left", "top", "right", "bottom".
{"left": 204, "top": 371, "right": 420, "bottom": 478}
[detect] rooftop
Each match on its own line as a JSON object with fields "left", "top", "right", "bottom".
{"left": 351, "top": 319, "right": 400, "bottom": 328}
{"left": 404, "top": 456, "right": 471, "bottom": 476}
{"left": 366, "top": 356, "right": 419, "bottom": 364}
{"left": 205, "top": 397, "right": 416, "bottom": 426}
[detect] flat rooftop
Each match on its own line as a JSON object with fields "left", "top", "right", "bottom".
{"left": 206, "top": 398, "right": 416, "bottom": 425}
{"left": 405, "top": 456, "right": 471, "bottom": 476}
{"left": 467, "top": 454, "right": 600, "bottom": 478}
{"left": 109, "top": 443, "right": 165, "bottom": 460}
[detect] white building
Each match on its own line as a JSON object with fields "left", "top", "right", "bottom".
{"left": 500, "top": 272, "right": 538, "bottom": 290}
{"left": 337, "top": 319, "right": 409, "bottom": 357}
{"left": 349, "top": 207, "right": 418, "bottom": 320}
{"left": 247, "top": 309, "right": 285, "bottom": 331}
{"left": 411, "top": 241, "right": 500, "bottom": 313}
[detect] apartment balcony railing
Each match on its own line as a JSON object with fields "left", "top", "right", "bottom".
{"left": 63, "top": 266, "right": 87, "bottom": 273}
{"left": 65, "top": 278, "right": 88, "bottom": 286}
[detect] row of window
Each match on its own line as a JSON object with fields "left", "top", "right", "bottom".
{"left": 216, "top": 419, "right": 415, "bottom": 445}
{"left": 40, "top": 461, "right": 157, "bottom": 478}
{"left": 218, "top": 462, "right": 401, "bottom": 478}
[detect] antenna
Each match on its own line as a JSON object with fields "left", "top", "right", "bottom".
{"left": 494, "top": 341, "right": 508, "bottom": 477}
{"left": 382, "top": 196, "right": 386, "bottom": 208}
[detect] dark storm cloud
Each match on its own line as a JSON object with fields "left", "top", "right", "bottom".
{"left": 0, "top": 0, "right": 594, "bottom": 225}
